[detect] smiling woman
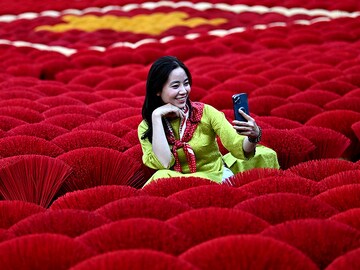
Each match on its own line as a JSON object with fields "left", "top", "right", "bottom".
{"left": 138, "top": 55, "right": 279, "bottom": 185}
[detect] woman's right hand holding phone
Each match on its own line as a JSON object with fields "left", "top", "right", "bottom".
{"left": 233, "top": 109, "right": 260, "bottom": 139}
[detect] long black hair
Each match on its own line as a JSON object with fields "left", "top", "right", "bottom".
{"left": 141, "top": 56, "right": 192, "bottom": 142}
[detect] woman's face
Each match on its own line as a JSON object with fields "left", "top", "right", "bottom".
{"left": 158, "top": 67, "right": 191, "bottom": 109}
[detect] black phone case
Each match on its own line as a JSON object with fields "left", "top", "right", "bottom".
{"left": 232, "top": 93, "right": 249, "bottom": 122}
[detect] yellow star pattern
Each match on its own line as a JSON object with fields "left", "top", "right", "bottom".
{"left": 35, "top": 11, "right": 227, "bottom": 35}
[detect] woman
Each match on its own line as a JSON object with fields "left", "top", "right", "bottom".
{"left": 138, "top": 56, "right": 279, "bottom": 185}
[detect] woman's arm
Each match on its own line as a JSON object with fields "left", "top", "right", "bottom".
{"left": 204, "top": 104, "right": 259, "bottom": 159}
{"left": 232, "top": 110, "right": 261, "bottom": 155}
{"left": 151, "top": 104, "right": 185, "bottom": 168}
{"left": 138, "top": 121, "right": 173, "bottom": 170}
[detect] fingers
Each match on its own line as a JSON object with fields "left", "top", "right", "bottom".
{"left": 167, "top": 104, "right": 185, "bottom": 118}
{"left": 159, "top": 104, "right": 186, "bottom": 118}
{"left": 178, "top": 109, "right": 186, "bottom": 119}
{"left": 238, "top": 109, "right": 253, "bottom": 121}
{"left": 233, "top": 125, "right": 253, "bottom": 135}
{"left": 232, "top": 117, "right": 259, "bottom": 137}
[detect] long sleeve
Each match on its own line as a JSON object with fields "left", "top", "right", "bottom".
{"left": 137, "top": 120, "right": 175, "bottom": 170}
{"left": 202, "top": 104, "right": 249, "bottom": 160}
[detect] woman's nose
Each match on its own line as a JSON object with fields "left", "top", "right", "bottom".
{"left": 179, "top": 84, "right": 187, "bottom": 93}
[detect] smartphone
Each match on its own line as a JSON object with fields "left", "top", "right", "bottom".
{"left": 232, "top": 93, "right": 249, "bottom": 122}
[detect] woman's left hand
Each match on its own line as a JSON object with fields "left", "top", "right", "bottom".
{"left": 232, "top": 109, "right": 260, "bottom": 138}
